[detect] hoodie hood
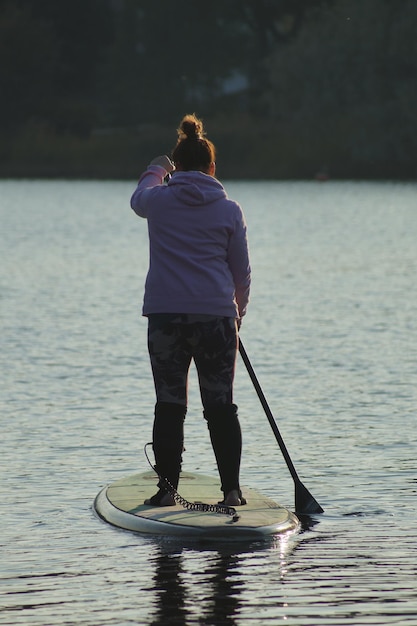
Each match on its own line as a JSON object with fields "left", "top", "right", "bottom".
{"left": 168, "top": 171, "right": 227, "bottom": 206}
{"left": 130, "top": 162, "right": 251, "bottom": 319}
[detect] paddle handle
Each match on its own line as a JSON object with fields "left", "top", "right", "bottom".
{"left": 238, "top": 339, "right": 300, "bottom": 483}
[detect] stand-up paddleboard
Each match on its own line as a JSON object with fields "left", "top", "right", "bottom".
{"left": 94, "top": 471, "right": 299, "bottom": 541}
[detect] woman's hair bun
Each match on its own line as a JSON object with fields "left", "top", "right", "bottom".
{"left": 172, "top": 112, "right": 215, "bottom": 171}
{"left": 178, "top": 114, "right": 204, "bottom": 141}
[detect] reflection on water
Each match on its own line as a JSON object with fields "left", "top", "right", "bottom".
{"left": 148, "top": 533, "right": 297, "bottom": 625}
{"left": 1, "top": 179, "right": 417, "bottom": 625}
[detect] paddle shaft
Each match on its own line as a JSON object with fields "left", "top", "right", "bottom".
{"left": 238, "top": 339, "right": 324, "bottom": 514}
{"left": 238, "top": 340, "right": 300, "bottom": 482}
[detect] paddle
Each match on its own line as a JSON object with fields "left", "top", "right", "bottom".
{"left": 239, "top": 339, "right": 324, "bottom": 515}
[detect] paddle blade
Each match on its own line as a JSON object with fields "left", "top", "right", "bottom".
{"left": 295, "top": 480, "right": 324, "bottom": 515}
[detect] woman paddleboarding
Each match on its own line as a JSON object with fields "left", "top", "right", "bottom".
{"left": 130, "top": 114, "right": 251, "bottom": 507}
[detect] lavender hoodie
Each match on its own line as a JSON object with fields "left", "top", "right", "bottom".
{"left": 130, "top": 165, "right": 251, "bottom": 319}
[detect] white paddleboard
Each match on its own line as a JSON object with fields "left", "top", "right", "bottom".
{"left": 94, "top": 471, "right": 299, "bottom": 541}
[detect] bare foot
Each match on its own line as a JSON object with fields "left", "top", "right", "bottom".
{"left": 223, "top": 490, "right": 244, "bottom": 506}
{"left": 144, "top": 492, "right": 175, "bottom": 506}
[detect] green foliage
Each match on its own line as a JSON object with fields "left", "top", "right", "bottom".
{"left": 264, "top": 0, "right": 417, "bottom": 177}
{"left": 0, "top": 0, "right": 416, "bottom": 178}
{"left": 1, "top": 123, "right": 174, "bottom": 179}
{"left": 0, "top": 3, "right": 58, "bottom": 131}
{"left": 0, "top": 0, "right": 113, "bottom": 135}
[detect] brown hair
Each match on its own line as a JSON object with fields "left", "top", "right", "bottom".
{"left": 171, "top": 114, "right": 216, "bottom": 172}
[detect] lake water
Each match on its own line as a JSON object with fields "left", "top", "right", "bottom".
{"left": 1, "top": 179, "right": 416, "bottom": 625}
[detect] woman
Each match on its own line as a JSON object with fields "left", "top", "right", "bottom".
{"left": 130, "top": 114, "right": 251, "bottom": 506}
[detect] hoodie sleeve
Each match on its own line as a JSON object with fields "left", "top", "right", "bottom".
{"left": 130, "top": 165, "right": 167, "bottom": 217}
{"left": 227, "top": 206, "right": 251, "bottom": 318}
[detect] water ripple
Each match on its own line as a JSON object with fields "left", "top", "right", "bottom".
{"left": 1, "top": 180, "right": 417, "bottom": 625}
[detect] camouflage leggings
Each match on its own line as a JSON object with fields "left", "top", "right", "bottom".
{"left": 147, "top": 314, "right": 238, "bottom": 408}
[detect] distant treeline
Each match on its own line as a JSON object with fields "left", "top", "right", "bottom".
{"left": 1, "top": 0, "right": 416, "bottom": 179}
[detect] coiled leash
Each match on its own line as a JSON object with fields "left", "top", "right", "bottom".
{"left": 144, "top": 443, "right": 240, "bottom": 522}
